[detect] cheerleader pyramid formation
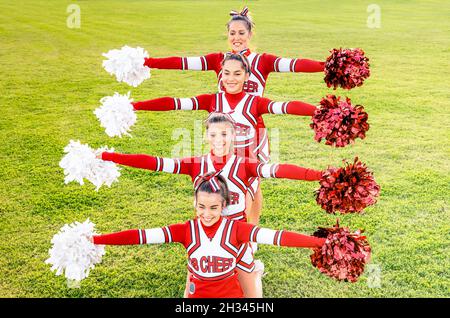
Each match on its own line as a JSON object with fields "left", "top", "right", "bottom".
{"left": 47, "top": 7, "right": 380, "bottom": 298}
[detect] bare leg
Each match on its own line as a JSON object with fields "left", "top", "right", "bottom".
{"left": 183, "top": 272, "right": 190, "bottom": 298}
{"left": 237, "top": 268, "right": 263, "bottom": 298}
{"left": 246, "top": 185, "right": 263, "bottom": 225}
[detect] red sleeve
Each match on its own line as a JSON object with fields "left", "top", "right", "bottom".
{"left": 275, "top": 164, "right": 323, "bottom": 181}
{"left": 93, "top": 229, "right": 140, "bottom": 245}
{"left": 204, "top": 53, "right": 224, "bottom": 73}
{"left": 294, "top": 59, "right": 325, "bottom": 72}
{"left": 144, "top": 53, "right": 222, "bottom": 73}
{"left": 256, "top": 97, "right": 317, "bottom": 116}
{"left": 102, "top": 152, "right": 157, "bottom": 170}
{"left": 279, "top": 231, "right": 325, "bottom": 248}
{"left": 259, "top": 53, "right": 278, "bottom": 74}
{"left": 259, "top": 53, "right": 324, "bottom": 74}
{"left": 132, "top": 94, "right": 213, "bottom": 112}
{"left": 132, "top": 97, "right": 175, "bottom": 111}
{"left": 167, "top": 223, "right": 188, "bottom": 245}
{"left": 101, "top": 152, "right": 196, "bottom": 176}
{"left": 285, "top": 100, "right": 317, "bottom": 116}
{"left": 235, "top": 221, "right": 257, "bottom": 244}
{"left": 244, "top": 160, "right": 259, "bottom": 178}
{"left": 93, "top": 223, "right": 188, "bottom": 245}
{"left": 144, "top": 57, "right": 182, "bottom": 69}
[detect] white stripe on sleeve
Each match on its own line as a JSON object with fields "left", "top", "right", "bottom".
{"left": 270, "top": 102, "right": 287, "bottom": 114}
{"left": 186, "top": 57, "right": 203, "bottom": 70}
{"left": 277, "top": 58, "right": 295, "bottom": 72}
{"left": 143, "top": 228, "right": 166, "bottom": 244}
{"left": 178, "top": 98, "right": 195, "bottom": 110}
{"left": 259, "top": 164, "right": 276, "bottom": 178}
{"left": 161, "top": 158, "right": 176, "bottom": 173}
{"left": 255, "top": 228, "right": 277, "bottom": 245}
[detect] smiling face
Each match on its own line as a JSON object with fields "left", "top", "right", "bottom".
{"left": 221, "top": 59, "right": 249, "bottom": 94}
{"left": 227, "top": 20, "right": 252, "bottom": 52}
{"left": 206, "top": 121, "right": 235, "bottom": 157}
{"left": 195, "top": 191, "right": 226, "bottom": 226}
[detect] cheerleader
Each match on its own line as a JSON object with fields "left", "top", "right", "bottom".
{"left": 90, "top": 173, "right": 326, "bottom": 298}
{"left": 144, "top": 6, "right": 325, "bottom": 97}
{"left": 98, "top": 112, "right": 324, "bottom": 297}
{"left": 131, "top": 53, "right": 320, "bottom": 225}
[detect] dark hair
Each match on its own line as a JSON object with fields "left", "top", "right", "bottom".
{"left": 221, "top": 53, "right": 251, "bottom": 73}
{"left": 227, "top": 9, "right": 254, "bottom": 32}
{"left": 205, "top": 112, "right": 236, "bottom": 131}
{"left": 195, "top": 173, "right": 230, "bottom": 206}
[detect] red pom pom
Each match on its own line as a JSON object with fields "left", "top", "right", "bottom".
{"left": 310, "top": 94, "right": 369, "bottom": 147}
{"left": 316, "top": 157, "right": 380, "bottom": 214}
{"left": 324, "top": 48, "right": 370, "bottom": 90}
{"left": 310, "top": 220, "right": 371, "bottom": 282}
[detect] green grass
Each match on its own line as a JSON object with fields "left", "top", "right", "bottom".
{"left": 1, "top": 0, "right": 449, "bottom": 298}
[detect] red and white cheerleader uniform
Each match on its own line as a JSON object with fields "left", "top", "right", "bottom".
{"left": 132, "top": 90, "right": 318, "bottom": 196}
{"left": 93, "top": 216, "right": 325, "bottom": 298}
{"left": 101, "top": 151, "right": 323, "bottom": 273}
{"left": 144, "top": 48, "right": 324, "bottom": 162}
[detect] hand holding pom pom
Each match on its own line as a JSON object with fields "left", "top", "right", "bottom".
{"left": 310, "top": 220, "right": 371, "bottom": 282}
{"left": 45, "top": 219, "right": 105, "bottom": 282}
{"left": 310, "top": 94, "right": 369, "bottom": 147}
{"left": 324, "top": 48, "right": 370, "bottom": 90}
{"left": 94, "top": 92, "right": 137, "bottom": 138}
{"left": 316, "top": 157, "right": 380, "bottom": 214}
{"left": 59, "top": 140, "right": 120, "bottom": 191}
{"left": 102, "top": 46, "right": 151, "bottom": 87}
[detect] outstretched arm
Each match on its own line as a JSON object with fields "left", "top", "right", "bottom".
{"left": 93, "top": 223, "right": 187, "bottom": 245}
{"left": 101, "top": 152, "right": 195, "bottom": 176}
{"left": 261, "top": 53, "right": 324, "bottom": 75}
{"left": 132, "top": 94, "right": 214, "bottom": 112}
{"left": 256, "top": 96, "right": 317, "bottom": 117}
{"left": 236, "top": 222, "right": 325, "bottom": 248}
{"left": 144, "top": 53, "right": 223, "bottom": 72}
{"left": 245, "top": 161, "right": 323, "bottom": 181}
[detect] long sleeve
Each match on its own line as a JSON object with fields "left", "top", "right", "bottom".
{"left": 101, "top": 152, "right": 196, "bottom": 176}
{"left": 144, "top": 53, "right": 223, "bottom": 72}
{"left": 132, "top": 94, "right": 214, "bottom": 112}
{"left": 93, "top": 223, "right": 188, "bottom": 245}
{"left": 260, "top": 53, "right": 325, "bottom": 74}
{"left": 235, "top": 222, "right": 325, "bottom": 248}
{"left": 256, "top": 97, "right": 317, "bottom": 117}
{"left": 245, "top": 161, "right": 323, "bottom": 181}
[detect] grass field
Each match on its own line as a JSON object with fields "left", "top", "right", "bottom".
{"left": 0, "top": 0, "right": 449, "bottom": 298}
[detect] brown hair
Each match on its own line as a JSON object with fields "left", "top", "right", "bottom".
{"left": 221, "top": 53, "right": 251, "bottom": 73}
{"left": 205, "top": 112, "right": 236, "bottom": 131}
{"left": 194, "top": 173, "right": 230, "bottom": 206}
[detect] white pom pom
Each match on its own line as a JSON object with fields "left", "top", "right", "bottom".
{"left": 94, "top": 92, "right": 137, "bottom": 138}
{"left": 45, "top": 219, "right": 106, "bottom": 282}
{"left": 59, "top": 140, "right": 121, "bottom": 191}
{"left": 102, "top": 46, "right": 151, "bottom": 87}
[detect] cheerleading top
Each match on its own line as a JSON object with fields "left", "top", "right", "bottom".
{"left": 144, "top": 49, "right": 324, "bottom": 97}
{"left": 93, "top": 216, "right": 325, "bottom": 298}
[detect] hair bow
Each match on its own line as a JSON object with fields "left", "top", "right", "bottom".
{"left": 196, "top": 171, "right": 222, "bottom": 192}
{"left": 229, "top": 6, "right": 249, "bottom": 17}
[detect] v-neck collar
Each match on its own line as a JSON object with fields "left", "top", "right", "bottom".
{"left": 197, "top": 217, "right": 225, "bottom": 242}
